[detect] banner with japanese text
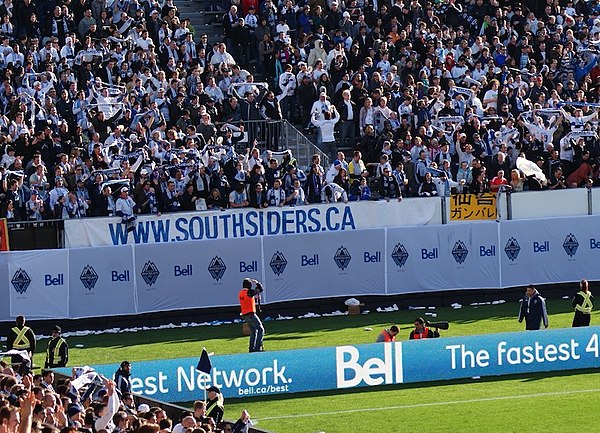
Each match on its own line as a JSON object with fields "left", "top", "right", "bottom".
{"left": 450, "top": 193, "right": 497, "bottom": 221}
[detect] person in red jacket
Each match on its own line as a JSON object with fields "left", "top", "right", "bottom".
{"left": 566, "top": 151, "right": 593, "bottom": 188}
{"left": 409, "top": 317, "right": 440, "bottom": 340}
{"left": 376, "top": 325, "right": 399, "bottom": 342}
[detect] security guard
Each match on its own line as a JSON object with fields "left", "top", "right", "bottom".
{"left": 409, "top": 318, "right": 440, "bottom": 339}
{"left": 205, "top": 385, "right": 224, "bottom": 425}
{"left": 573, "top": 279, "right": 594, "bottom": 327}
{"left": 238, "top": 278, "right": 265, "bottom": 352}
{"left": 376, "top": 325, "right": 399, "bottom": 342}
{"left": 45, "top": 325, "right": 68, "bottom": 368}
{"left": 7, "top": 315, "right": 36, "bottom": 366}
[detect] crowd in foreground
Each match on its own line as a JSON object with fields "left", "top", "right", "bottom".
{"left": 0, "top": 365, "right": 250, "bottom": 433}
{"left": 0, "top": 0, "right": 599, "bottom": 226}
{"left": 2, "top": 315, "right": 250, "bottom": 433}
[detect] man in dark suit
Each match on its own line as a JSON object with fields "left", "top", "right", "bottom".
{"left": 249, "top": 183, "right": 268, "bottom": 208}
{"left": 336, "top": 89, "right": 357, "bottom": 148}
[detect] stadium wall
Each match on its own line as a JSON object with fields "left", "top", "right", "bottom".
{"left": 1, "top": 214, "right": 600, "bottom": 321}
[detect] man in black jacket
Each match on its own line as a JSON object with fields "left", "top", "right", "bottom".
{"left": 7, "top": 315, "right": 36, "bottom": 366}
{"left": 114, "top": 361, "right": 132, "bottom": 395}
{"left": 336, "top": 89, "right": 357, "bottom": 149}
{"left": 518, "top": 285, "right": 549, "bottom": 330}
{"left": 45, "top": 325, "right": 68, "bottom": 368}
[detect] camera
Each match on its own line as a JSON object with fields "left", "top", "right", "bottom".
{"left": 426, "top": 320, "right": 449, "bottom": 330}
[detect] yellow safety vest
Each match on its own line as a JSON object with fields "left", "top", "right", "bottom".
{"left": 11, "top": 326, "right": 31, "bottom": 349}
{"left": 47, "top": 338, "right": 66, "bottom": 365}
{"left": 206, "top": 400, "right": 223, "bottom": 417}
{"left": 575, "top": 291, "right": 593, "bottom": 314}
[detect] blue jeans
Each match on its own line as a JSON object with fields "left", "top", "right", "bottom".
{"left": 243, "top": 313, "right": 264, "bottom": 352}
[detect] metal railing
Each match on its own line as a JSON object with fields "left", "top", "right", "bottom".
{"left": 219, "top": 119, "right": 329, "bottom": 169}
{"left": 281, "top": 120, "right": 330, "bottom": 169}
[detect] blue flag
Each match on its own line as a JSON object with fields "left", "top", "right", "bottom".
{"left": 197, "top": 348, "right": 212, "bottom": 374}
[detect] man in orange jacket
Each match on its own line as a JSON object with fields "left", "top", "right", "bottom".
{"left": 376, "top": 325, "right": 399, "bottom": 342}
{"left": 238, "top": 278, "right": 265, "bottom": 352}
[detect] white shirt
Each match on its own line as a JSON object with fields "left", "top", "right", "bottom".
{"left": 311, "top": 111, "right": 340, "bottom": 142}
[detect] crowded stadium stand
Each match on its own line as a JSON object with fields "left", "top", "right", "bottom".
{"left": 3, "top": 0, "right": 600, "bottom": 431}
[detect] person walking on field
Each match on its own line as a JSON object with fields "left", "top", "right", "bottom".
{"left": 518, "top": 285, "right": 549, "bottom": 330}
{"left": 572, "top": 279, "right": 594, "bottom": 327}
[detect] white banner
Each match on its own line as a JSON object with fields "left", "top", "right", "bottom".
{"left": 500, "top": 215, "right": 600, "bottom": 287}
{"left": 8, "top": 249, "right": 69, "bottom": 319}
{"left": 134, "top": 237, "right": 263, "bottom": 312}
{"left": 68, "top": 245, "right": 137, "bottom": 318}
{"left": 263, "top": 229, "right": 386, "bottom": 302}
{"left": 5, "top": 215, "right": 600, "bottom": 321}
{"left": 384, "top": 222, "right": 498, "bottom": 293}
{"left": 593, "top": 188, "right": 600, "bottom": 215}
{"left": 0, "top": 255, "right": 8, "bottom": 320}
{"left": 510, "top": 189, "right": 589, "bottom": 220}
{"left": 63, "top": 199, "right": 441, "bottom": 248}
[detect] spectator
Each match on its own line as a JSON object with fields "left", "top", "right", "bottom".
{"left": 379, "top": 166, "right": 401, "bottom": 202}
{"left": 418, "top": 172, "right": 437, "bottom": 197}
{"left": 207, "top": 188, "right": 227, "bottom": 210}
{"left": 249, "top": 183, "right": 268, "bottom": 208}
{"left": 266, "top": 178, "right": 286, "bottom": 207}
{"left": 312, "top": 106, "right": 340, "bottom": 161}
{"left": 229, "top": 182, "right": 249, "bottom": 208}
{"left": 287, "top": 179, "right": 306, "bottom": 206}
{"left": 490, "top": 170, "right": 509, "bottom": 193}
{"left": 114, "top": 361, "right": 132, "bottom": 395}
{"left": 322, "top": 182, "right": 348, "bottom": 203}
{"left": 115, "top": 187, "right": 137, "bottom": 232}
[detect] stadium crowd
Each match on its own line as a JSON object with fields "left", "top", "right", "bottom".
{"left": 0, "top": 0, "right": 597, "bottom": 226}
{"left": 0, "top": 362, "right": 250, "bottom": 433}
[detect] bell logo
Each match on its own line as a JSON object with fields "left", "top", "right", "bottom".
{"left": 336, "top": 344, "right": 403, "bottom": 388}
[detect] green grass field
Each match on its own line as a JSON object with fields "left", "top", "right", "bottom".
{"left": 29, "top": 298, "right": 600, "bottom": 433}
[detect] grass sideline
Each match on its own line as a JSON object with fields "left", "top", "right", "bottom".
{"left": 25, "top": 298, "right": 599, "bottom": 433}
{"left": 33, "top": 299, "right": 578, "bottom": 367}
